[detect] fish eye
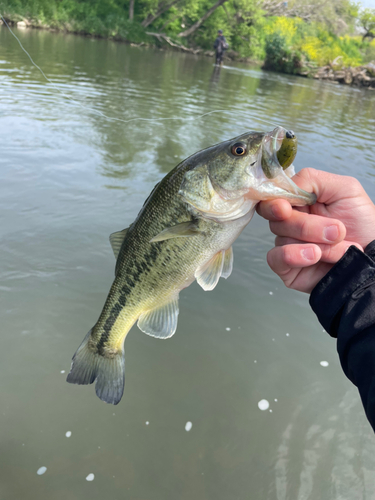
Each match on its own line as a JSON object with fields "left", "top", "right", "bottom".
{"left": 231, "top": 143, "right": 247, "bottom": 156}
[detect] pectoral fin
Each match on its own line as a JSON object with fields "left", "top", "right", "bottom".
{"left": 195, "top": 251, "right": 224, "bottom": 291}
{"left": 221, "top": 246, "right": 233, "bottom": 279}
{"left": 137, "top": 296, "right": 179, "bottom": 339}
{"left": 150, "top": 222, "right": 201, "bottom": 243}
{"left": 109, "top": 228, "right": 129, "bottom": 259}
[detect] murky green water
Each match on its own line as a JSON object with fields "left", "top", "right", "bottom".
{"left": 1, "top": 26, "right": 375, "bottom": 500}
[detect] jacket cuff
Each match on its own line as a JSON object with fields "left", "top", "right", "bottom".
{"left": 309, "top": 245, "right": 375, "bottom": 337}
{"left": 365, "top": 240, "right": 375, "bottom": 261}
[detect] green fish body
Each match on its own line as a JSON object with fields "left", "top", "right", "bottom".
{"left": 67, "top": 127, "right": 316, "bottom": 404}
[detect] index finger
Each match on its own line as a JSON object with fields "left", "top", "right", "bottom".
{"left": 256, "top": 199, "right": 293, "bottom": 221}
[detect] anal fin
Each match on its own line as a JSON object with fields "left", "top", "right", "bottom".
{"left": 137, "top": 296, "right": 179, "bottom": 339}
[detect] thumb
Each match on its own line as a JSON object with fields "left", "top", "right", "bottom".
{"left": 291, "top": 168, "right": 362, "bottom": 206}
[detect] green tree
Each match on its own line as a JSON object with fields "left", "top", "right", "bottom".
{"left": 262, "top": 0, "right": 359, "bottom": 34}
{"left": 359, "top": 8, "right": 375, "bottom": 41}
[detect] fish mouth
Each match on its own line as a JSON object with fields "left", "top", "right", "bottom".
{"left": 249, "top": 127, "right": 316, "bottom": 207}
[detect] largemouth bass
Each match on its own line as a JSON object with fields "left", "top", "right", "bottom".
{"left": 67, "top": 127, "right": 316, "bottom": 404}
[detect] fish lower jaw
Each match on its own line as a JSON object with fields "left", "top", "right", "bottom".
{"left": 251, "top": 183, "right": 311, "bottom": 205}
{"left": 246, "top": 174, "right": 316, "bottom": 206}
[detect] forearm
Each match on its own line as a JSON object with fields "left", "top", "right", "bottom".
{"left": 310, "top": 242, "right": 375, "bottom": 431}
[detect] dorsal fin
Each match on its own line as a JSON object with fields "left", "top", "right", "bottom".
{"left": 109, "top": 228, "right": 128, "bottom": 259}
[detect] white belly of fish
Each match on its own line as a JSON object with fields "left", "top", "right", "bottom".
{"left": 192, "top": 205, "right": 257, "bottom": 292}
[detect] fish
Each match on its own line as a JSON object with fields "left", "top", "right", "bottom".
{"left": 66, "top": 126, "right": 316, "bottom": 405}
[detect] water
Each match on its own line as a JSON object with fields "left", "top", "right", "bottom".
{"left": 1, "top": 26, "right": 375, "bottom": 500}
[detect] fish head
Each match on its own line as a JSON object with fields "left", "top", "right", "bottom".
{"left": 179, "top": 127, "right": 316, "bottom": 221}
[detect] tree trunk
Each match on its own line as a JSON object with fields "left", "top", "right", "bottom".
{"left": 362, "top": 29, "right": 375, "bottom": 41}
{"left": 141, "top": 0, "right": 181, "bottom": 28}
{"left": 177, "top": 0, "right": 228, "bottom": 37}
{"left": 129, "top": 0, "right": 134, "bottom": 20}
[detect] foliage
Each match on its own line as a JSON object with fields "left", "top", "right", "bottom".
{"left": 284, "top": 0, "right": 359, "bottom": 34}
{"left": 1, "top": 0, "right": 153, "bottom": 42}
{"left": 359, "top": 8, "right": 375, "bottom": 40}
{"left": 1, "top": 0, "right": 374, "bottom": 73}
{"left": 262, "top": 15, "right": 367, "bottom": 73}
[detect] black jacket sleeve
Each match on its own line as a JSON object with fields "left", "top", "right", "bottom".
{"left": 310, "top": 241, "right": 375, "bottom": 431}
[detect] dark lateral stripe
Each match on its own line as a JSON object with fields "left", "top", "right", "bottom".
{"left": 96, "top": 243, "right": 163, "bottom": 353}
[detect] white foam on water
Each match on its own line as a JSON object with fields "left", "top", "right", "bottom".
{"left": 60, "top": 370, "right": 65, "bottom": 374}
{"left": 269, "top": 409, "right": 273, "bottom": 413}
{"left": 65, "top": 431, "right": 71, "bottom": 438}
{"left": 225, "top": 327, "right": 231, "bottom": 331}
{"left": 269, "top": 291, "right": 273, "bottom": 295}
{"left": 274, "top": 398, "right": 278, "bottom": 402}
{"left": 86, "top": 473, "right": 95, "bottom": 481}
{"left": 320, "top": 361, "right": 329, "bottom": 367}
{"left": 37, "top": 466, "right": 47, "bottom": 475}
{"left": 185, "top": 421, "right": 192, "bottom": 431}
{"left": 258, "top": 399, "right": 270, "bottom": 411}
{"left": 286, "top": 333, "right": 290, "bottom": 337}
{"left": 145, "top": 421, "right": 149, "bottom": 425}
{"left": 254, "top": 360, "right": 257, "bottom": 363}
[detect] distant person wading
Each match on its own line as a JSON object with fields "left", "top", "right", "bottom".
{"left": 213, "top": 30, "right": 228, "bottom": 66}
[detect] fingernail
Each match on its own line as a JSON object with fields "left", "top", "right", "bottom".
{"left": 271, "top": 204, "right": 282, "bottom": 219}
{"left": 324, "top": 225, "right": 339, "bottom": 242}
{"left": 301, "top": 247, "right": 315, "bottom": 261}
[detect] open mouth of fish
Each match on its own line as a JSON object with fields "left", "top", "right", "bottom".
{"left": 249, "top": 126, "right": 317, "bottom": 206}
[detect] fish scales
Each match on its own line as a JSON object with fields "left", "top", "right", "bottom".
{"left": 67, "top": 127, "right": 316, "bottom": 404}
{"left": 94, "top": 163, "right": 218, "bottom": 347}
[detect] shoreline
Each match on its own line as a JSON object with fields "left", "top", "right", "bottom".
{"left": 312, "top": 64, "right": 375, "bottom": 89}
{"left": 2, "top": 17, "right": 375, "bottom": 90}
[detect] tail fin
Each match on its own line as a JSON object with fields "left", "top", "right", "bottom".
{"left": 66, "top": 330, "right": 125, "bottom": 405}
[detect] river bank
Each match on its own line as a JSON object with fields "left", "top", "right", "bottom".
{"left": 2, "top": 16, "right": 375, "bottom": 90}
{"left": 313, "top": 63, "right": 375, "bottom": 89}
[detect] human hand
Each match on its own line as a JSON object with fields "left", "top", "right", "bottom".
{"left": 257, "top": 168, "right": 375, "bottom": 293}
